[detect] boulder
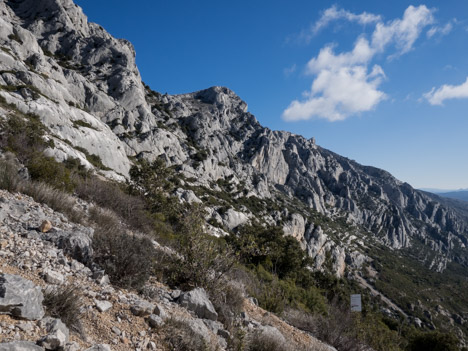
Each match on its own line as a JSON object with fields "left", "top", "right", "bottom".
{"left": 178, "top": 288, "right": 218, "bottom": 321}
{"left": 0, "top": 273, "right": 45, "bottom": 320}
{"left": 38, "top": 318, "right": 70, "bottom": 350}
{"left": 0, "top": 342, "right": 44, "bottom": 350}
{"left": 41, "top": 229, "right": 93, "bottom": 264}
{"left": 130, "top": 299, "right": 155, "bottom": 317}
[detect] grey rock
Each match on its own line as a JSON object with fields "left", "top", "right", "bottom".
{"left": 203, "top": 319, "right": 223, "bottom": 334}
{"left": 41, "top": 229, "right": 93, "bottom": 264}
{"left": 178, "top": 288, "right": 218, "bottom": 321}
{"left": 0, "top": 273, "right": 45, "bottom": 320}
{"left": 170, "top": 290, "right": 181, "bottom": 300}
{"left": 153, "top": 304, "right": 167, "bottom": 319}
{"left": 63, "top": 343, "right": 80, "bottom": 351}
{"left": 130, "top": 299, "right": 155, "bottom": 317}
{"left": 146, "top": 314, "right": 163, "bottom": 328}
{"left": 95, "top": 300, "right": 112, "bottom": 313}
{"left": 38, "top": 318, "right": 69, "bottom": 350}
{"left": 111, "top": 326, "right": 121, "bottom": 336}
{"left": 43, "top": 270, "right": 65, "bottom": 285}
{"left": 0, "top": 342, "right": 44, "bottom": 351}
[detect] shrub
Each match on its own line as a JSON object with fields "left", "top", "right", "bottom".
{"left": 74, "top": 146, "right": 110, "bottom": 171}
{"left": 161, "top": 318, "right": 210, "bottom": 351}
{"left": 227, "top": 224, "right": 309, "bottom": 279}
{"left": 245, "top": 330, "right": 288, "bottom": 351}
{"left": 90, "top": 208, "right": 156, "bottom": 289}
{"left": 284, "top": 301, "right": 362, "bottom": 351}
{"left": 27, "top": 154, "right": 76, "bottom": 192}
{"left": 155, "top": 204, "right": 235, "bottom": 291}
{"left": 209, "top": 281, "right": 245, "bottom": 327}
{"left": 0, "top": 157, "right": 22, "bottom": 191}
{"left": 407, "top": 331, "right": 459, "bottom": 351}
{"left": 20, "top": 181, "right": 83, "bottom": 223}
{"left": 43, "top": 284, "right": 84, "bottom": 333}
{"left": 75, "top": 176, "right": 153, "bottom": 233}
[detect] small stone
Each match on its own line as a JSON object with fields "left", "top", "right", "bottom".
{"left": 111, "top": 326, "right": 121, "bottom": 336}
{"left": 95, "top": 300, "right": 113, "bottom": 313}
{"left": 39, "top": 220, "right": 53, "bottom": 233}
{"left": 0, "top": 240, "right": 9, "bottom": 249}
{"left": 16, "top": 322, "right": 33, "bottom": 332}
{"left": 44, "top": 269, "right": 65, "bottom": 285}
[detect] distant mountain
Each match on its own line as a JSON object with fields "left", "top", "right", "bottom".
{"left": 420, "top": 188, "right": 468, "bottom": 202}
{"left": 438, "top": 190, "right": 468, "bottom": 202}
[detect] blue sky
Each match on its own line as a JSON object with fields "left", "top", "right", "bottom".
{"left": 75, "top": 0, "right": 468, "bottom": 190}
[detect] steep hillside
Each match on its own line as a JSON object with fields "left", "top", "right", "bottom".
{"left": 1, "top": 0, "right": 468, "bottom": 346}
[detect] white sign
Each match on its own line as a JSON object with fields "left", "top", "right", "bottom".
{"left": 351, "top": 294, "right": 362, "bottom": 312}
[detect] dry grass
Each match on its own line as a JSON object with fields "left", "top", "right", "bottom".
{"left": 160, "top": 318, "right": 210, "bottom": 351}
{"left": 283, "top": 302, "right": 362, "bottom": 351}
{"left": 43, "top": 284, "right": 85, "bottom": 333}
{"left": 90, "top": 207, "right": 156, "bottom": 289}
{"left": 0, "top": 158, "right": 83, "bottom": 223}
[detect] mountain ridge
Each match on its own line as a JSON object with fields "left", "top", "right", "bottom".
{"left": 1, "top": 0, "right": 468, "bottom": 343}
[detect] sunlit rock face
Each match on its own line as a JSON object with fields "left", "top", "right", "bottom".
{"left": 1, "top": 0, "right": 467, "bottom": 276}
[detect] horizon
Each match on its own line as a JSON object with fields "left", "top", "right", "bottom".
{"left": 75, "top": 0, "right": 468, "bottom": 189}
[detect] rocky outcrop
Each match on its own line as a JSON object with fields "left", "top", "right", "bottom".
{"left": 1, "top": 0, "right": 468, "bottom": 276}
{"left": 178, "top": 288, "right": 218, "bottom": 321}
{"left": 0, "top": 273, "right": 44, "bottom": 320}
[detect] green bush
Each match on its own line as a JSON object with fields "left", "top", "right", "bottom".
{"left": 154, "top": 204, "right": 235, "bottom": 291}
{"left": 227, "top": 224, "right": 309, "bottom": 279}
{"left": 27, "top": 154, "right": 76, "bottom": 192}
{"left": 407, "top": 331, "right": 459, "bottom": 351}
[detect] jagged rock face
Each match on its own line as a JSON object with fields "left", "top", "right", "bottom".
{"left": 1, "top": 0, "right": 468, "bottom": 275}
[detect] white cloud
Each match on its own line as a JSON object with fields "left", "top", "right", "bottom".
{"left": 427, "top": 22, "right": 453, "bottom": 38}
{"left": 306, "top": 37, "right": 374, "bottom": 74}
{"left": 371, "top": 5, "right": 434, "bottom": 55}
{"left": 283, "top": 5, "right": 436, "bottom": 122}
{"left": 283, "top": 65, "right": 386, "bottom": 122}
{"left": 312, "top": 5, "right": 381, "bottom": 34}
{"left": 424, "top": 77, "right": 468, "bottom": 105}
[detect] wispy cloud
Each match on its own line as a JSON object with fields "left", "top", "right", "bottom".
{"left": 427, "top": 21, "right": 454, "bottom": 38}
{"left": 296, "top": 6, "right": 381, "bottom": 44}
{"left": 283, "top": 5, "right": 437, "bottom": 122}
{"left": 313, "top": 5, "right": 381, "bottom": 34}
{"left": 283, "top": 64, "right": 297, "bottom": 77}
{"left": 424, "top": 77, "right": 468, "bottom": 105}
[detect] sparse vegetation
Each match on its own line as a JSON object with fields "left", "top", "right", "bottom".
{"left": 43, "top": 284, "right": 84, "bottom": 333}
{"left": 90, "top": 207, "right": 156, "bottom": 289}
{"left": 72, "top": 119, "right": 97, "bottom": 130}
{"left": 161, "top": 318, "right": 210, "bottom": 351}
